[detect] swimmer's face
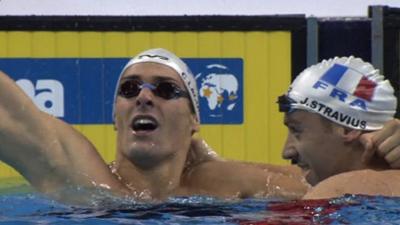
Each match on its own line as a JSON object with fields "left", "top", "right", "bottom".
{"left": 282, "top": 111, "right": 356, "bottom": 186}
{"left": 114, "top": 62, "right": 199, "bottom": 168}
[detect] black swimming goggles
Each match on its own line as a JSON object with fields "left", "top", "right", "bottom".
{"left": 118, "top": 79, "right": 190, "bottom": 100}
{"left": 277, "top": 94, "right": 297, "bottom": 113}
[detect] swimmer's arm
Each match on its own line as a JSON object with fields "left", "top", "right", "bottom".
{"left": 183, "top": 160, "right": 309, "bottom": 200}
{"left": 188, "top": 138, "right": 302, "bottom": 177}
{"left": 0, "top": 71, "right": 128, "bottom": 202}
{"left": 303, "top": 170, "right": 400, "bottom": 199}
{"left": 240, "top": 162, "right": 304, "bottom": 177}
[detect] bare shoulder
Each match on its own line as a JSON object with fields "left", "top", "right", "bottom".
{"left": 183, "top": 160, "right": 309, "bottom": 199}
{"left": 303, "top": 169, "right": 400, "bottom": 199}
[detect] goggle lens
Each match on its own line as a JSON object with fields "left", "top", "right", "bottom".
{"left": 118, "top": 79, "right": 189, "bottom": 100}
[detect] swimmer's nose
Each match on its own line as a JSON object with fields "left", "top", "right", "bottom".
{"left": 135, "top": 88, "right": 154, "bottom": 107}
{"left": 282, "top": 133, "right": 298, "bottom": 163}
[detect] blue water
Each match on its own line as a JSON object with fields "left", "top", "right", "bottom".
{"left": 1, "top": 183, "right": 400, "bottom": 224}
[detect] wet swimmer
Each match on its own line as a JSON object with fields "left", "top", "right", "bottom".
{"left": 1, "top": 49, "right": 400, "bottom": 205}
{"left": 109, "top": 50, "right": 400, "bottom": 200}
{"left": 278, "top": 56, "right": 400, "bottom": 198}
{"left": 107, "top": 48, "right": 309, "bottom": 200}
{"left": 109, "top": 48, "right": 202, "bottom": 199}
{"left": 0, "top": 48, "right": 308, "bottom": 204}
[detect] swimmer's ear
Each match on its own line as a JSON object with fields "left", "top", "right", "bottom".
{"left": 342, "top": 128, "right": 362, "bottom": 143}
{"left": 113, "top": 116, "right": 119, "bottom": 131}
{"left": 191, "top": 114, "right": 200, "bottom": 134}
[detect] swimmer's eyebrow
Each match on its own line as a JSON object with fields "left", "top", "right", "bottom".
{"left": 153, "top": 76, "right": 181, "bottom": 84}
{"left": 120, "top": 74, "right": 182, "bottom": 85}
{"left": 120, "top": 74, "right": 140, "bottom": 81}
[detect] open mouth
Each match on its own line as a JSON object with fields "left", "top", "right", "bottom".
{"left": 290, "top": 157, "right": 309, "bottom": 170}
{"left": 131, "top": 115, "right": 159, "bottom": 132}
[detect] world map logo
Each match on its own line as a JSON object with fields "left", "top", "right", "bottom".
{"left": 197, "top": 64, "right": 240, "bottom": 120}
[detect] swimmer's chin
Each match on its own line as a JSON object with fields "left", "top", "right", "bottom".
{"left": 303, "top": 171, "right": 321, "bottom": 186}
{"left": 296, "top": 164, "right": 310, "bottom": 176}
{"left": 299, "top": 167, "right": 315, "bottom": 186}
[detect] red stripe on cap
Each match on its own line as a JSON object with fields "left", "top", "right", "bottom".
{"left": 353, "top": 76, "right": 376, "bottom": 101}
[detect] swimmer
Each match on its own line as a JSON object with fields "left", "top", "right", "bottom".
{"left": 0, "top": 48, "right": 306, "bottom": 204}
{"left": 0, "top": 49, "right": 400, "bottom": 205}
{"left": 278, "top": 56, "right": 400, "bottom": 199}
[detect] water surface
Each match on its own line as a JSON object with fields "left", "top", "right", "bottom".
{"left": 1, "top": 179, "right": 400, "bottom": 224}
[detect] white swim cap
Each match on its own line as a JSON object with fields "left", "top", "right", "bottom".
{"left": 278, "top": 56, "right": 397, "bottom": 130}
{"left": 112, "top": 48, "right": 200, "bottom": 122}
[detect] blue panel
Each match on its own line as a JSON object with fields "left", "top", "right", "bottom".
{"left": 0, "top": 58, "right": 243, "bottom": 124}
{"left": 186, "top": 59, "right": 243, "bottom": 124}
{"left": 320, "top": 63, "right": 348, "bottom": 85}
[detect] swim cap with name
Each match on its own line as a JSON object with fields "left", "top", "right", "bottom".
{"left": 281, "top": 56, "right": 397, "bottom": 130}
{"left": 112, "top": 48, "right": 200, "bottom": 122}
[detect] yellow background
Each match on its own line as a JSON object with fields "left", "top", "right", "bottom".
{"left": 0, "top": 31, "right": 291, "bottom": 178}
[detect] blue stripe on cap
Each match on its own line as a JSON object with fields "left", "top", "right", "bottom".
{"left": 320, "top": 63, "right": 348, "bottom": 85}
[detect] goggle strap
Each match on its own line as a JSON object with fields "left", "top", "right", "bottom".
{"left": 277, "top": 95, "right": 295, "bottom": 112}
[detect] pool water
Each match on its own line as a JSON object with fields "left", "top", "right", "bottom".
{"left": 1, "top": 180, "right": 400, "bottom": 224}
